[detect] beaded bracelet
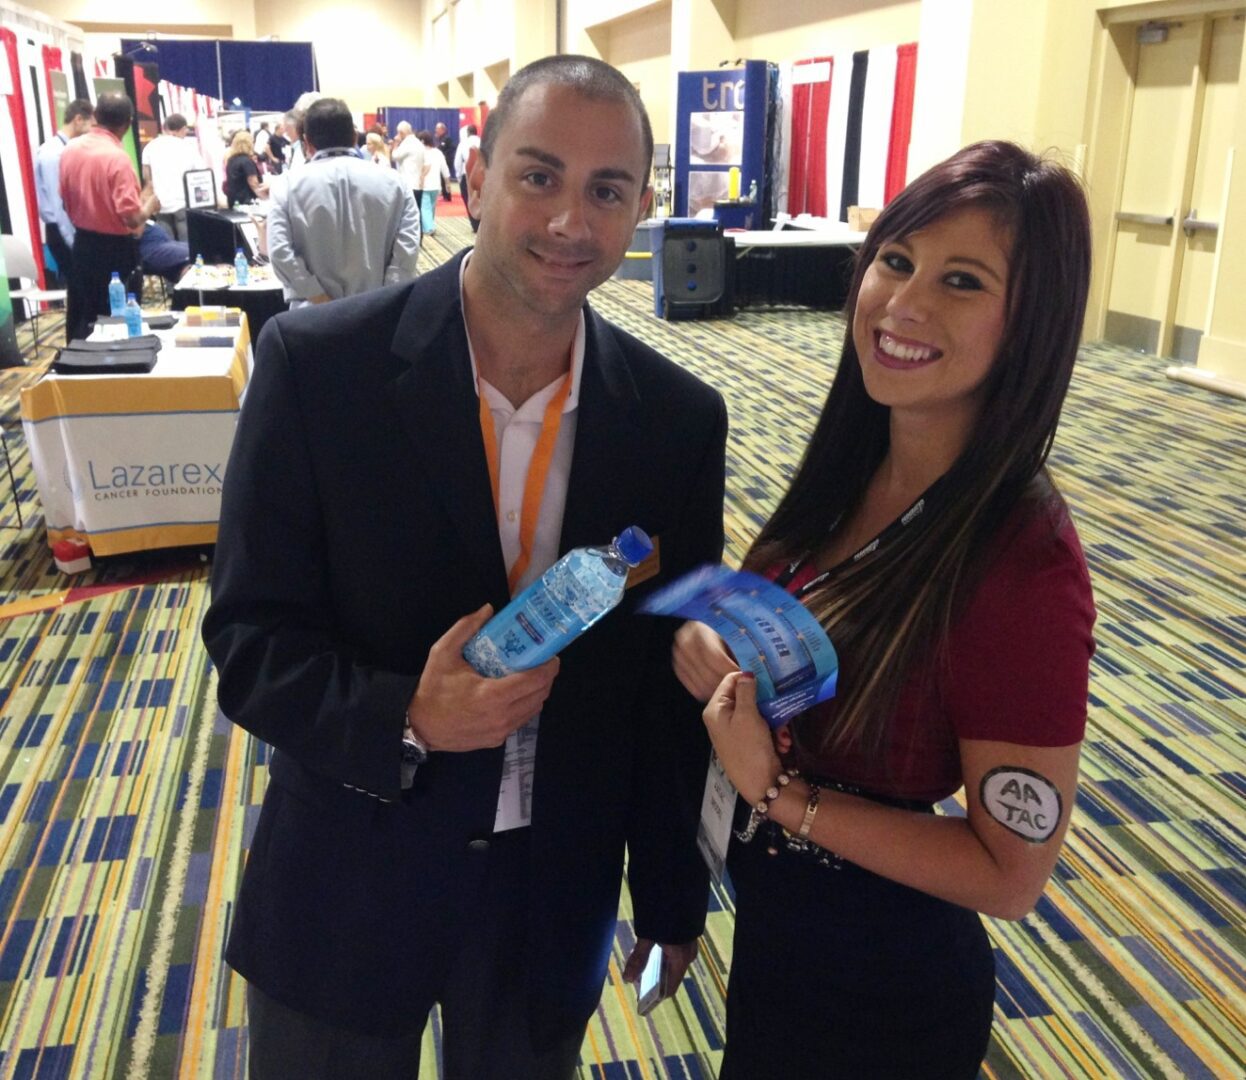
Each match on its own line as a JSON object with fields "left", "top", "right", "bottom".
{"left": 734, "top": 768, "right": 797, "bottom": 845}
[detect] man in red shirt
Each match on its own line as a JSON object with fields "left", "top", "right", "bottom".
{"left": 60, "top": 93, "right": 160, "bottom": 341}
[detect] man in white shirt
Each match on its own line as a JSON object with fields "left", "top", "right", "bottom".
{"left": 267, "top": 97, "right": 420, "bottom": 305}
{"left": 391, "top": 121, "right": 426, "bottom": 207}
{"left": 141, "top": 114, "right": 202, "bottom": 242}
{"left": 34, "top": 98, "right": 93, "bottom": 283}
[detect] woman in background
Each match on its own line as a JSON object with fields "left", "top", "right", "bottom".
{"left": 674, "top": 141, "right": 1096, "bottom": 1079}
{"left": 365, "top": 131, "right": 390, "bottom": 167}
{"left": 224, "top": 131, "right": 267, "bottom": 207}
{"left": 416, "top": 129, "right": 450, "bottom": 237}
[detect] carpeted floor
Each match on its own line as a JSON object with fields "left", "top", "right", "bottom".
{"left": 0, "top": 216, "right": 1241, "bottom": 1078}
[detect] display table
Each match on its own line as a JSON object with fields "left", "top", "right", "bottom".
{"left": 172, "top": 266, "right": 286, "bottom": 340}
{"left": 19, "top": 316, "right": 251, "bottom": 556}
{"left": 727, "top": 226, "right": 867, "bottom": 310}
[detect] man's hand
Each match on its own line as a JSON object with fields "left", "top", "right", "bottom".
{"left": 406, "top": 604, "right": 559, "bottom": 751}
{"left": 622, "top": 937, "right": 699, "bottom": 998}
{"left": 308, "top": 293, "right": 332, "bottom": 305}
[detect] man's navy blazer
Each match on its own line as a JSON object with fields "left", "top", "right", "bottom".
{"left": 202, "top": 251, "right": 728, "bottom": 1042}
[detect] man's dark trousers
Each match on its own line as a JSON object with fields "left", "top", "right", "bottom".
{"left": 65, "top": 229, "right": 138, "bottom": 342}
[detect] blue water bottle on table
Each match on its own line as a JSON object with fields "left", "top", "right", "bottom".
{"left": 108, "top": 272, "right": 126, "bottom": 317}
{"left": 123, "top": 293, "right": 143, "bottom": 337}
{"left": 463, "top": 526, "right": 653, "bottom": 676}
{"left": 234, "top": 248, "right": 249, "bottom": 286}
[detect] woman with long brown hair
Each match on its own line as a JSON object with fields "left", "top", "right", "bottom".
{"left": 674, "top": 140, "right": 1096, "bottom": 1078}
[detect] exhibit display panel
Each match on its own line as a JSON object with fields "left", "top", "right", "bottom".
{"left": 20, "top": 316, "right": 251, "bottom": 556}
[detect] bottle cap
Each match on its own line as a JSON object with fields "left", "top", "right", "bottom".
{"left": 236, "top": 248, "right": 244, "bottom": 255}
{"left": 110, "top": 272, "right": 120, "bottom": 279}
{"left": 613, "top": 526, "right": 653, "bottom": 567}
{"left": 126, "top": 293, "right": 136, "bottom": 301}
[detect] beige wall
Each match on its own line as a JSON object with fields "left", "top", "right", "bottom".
{"left": 733, "top": 0, "right": 920, "bottom": 59}
{"left": 596, "top": 2, "right": 673, "bottom": 145}
{"left": 34, "top": 0, "right": 254, "bottom": 38}
{"left": 253, "top": 0, "right": 422, "bottom": 109}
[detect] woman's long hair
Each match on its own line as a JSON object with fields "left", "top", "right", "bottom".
{"left": 226, "top": 131, "right": 254, "bottom": 160}
{"left": 745, "top": 140, "right": 1091, "bottom": 756}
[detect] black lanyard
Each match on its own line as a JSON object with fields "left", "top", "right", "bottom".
{"left": 774, "top": 477, "right": 946, "bottom": 599}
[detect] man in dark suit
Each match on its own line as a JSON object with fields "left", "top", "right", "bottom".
{"left": 435, "top": 120, "right": 457, "bottom": 201}
{"left": 203, "top": 54, "right": 726, "bottom": 1079}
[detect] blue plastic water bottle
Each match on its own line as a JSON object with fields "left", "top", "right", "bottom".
{"left": 463, "top": 526, "right": 653, "bottom": 677}
{"left": 234, "top": 248, "right": 249, "bottom": 286}
{"left": 108, "top": 272, "right": 126, "bottom": 317}
{"left": 124, "top": 293, "right": 143, "bottom": 337}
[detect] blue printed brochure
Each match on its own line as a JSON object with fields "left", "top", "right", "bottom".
{"left": 641, "top": 565, "right": 839, "bottom": 726}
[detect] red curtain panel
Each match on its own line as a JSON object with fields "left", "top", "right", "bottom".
{"left": 1, "top": 28, "right": 45, "bottom": 286}
{"left": 885, "top": 43, "right": 918, "bottom": 205}
{"left": 42, "top": 45, "right": 62, "bottom": 124}
{"left": 788, "top": 57, "right": 832, "bottom": 217}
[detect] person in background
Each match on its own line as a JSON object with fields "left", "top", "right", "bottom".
{"left": 263, "top": 118, "right": 289, "bottom": 176}
{"left": 677, "top": 140, "right": 1096, "bottom": 1080}
{"left": 287, "top": 92, "right": 326, "bottom": 173}
{"left": 203, "top": 54, "right": 725, "bottom": 1080}
{"left": 454, "top": 123, "right": 481, "bottom": 234}
{"left": 34, "top": 97, "right": 93, "bottom": 285}
{"left": 282, "top": 110, "right": 306, "bottom": 172}
{"left": 224, "top": 130, "right": 267, "bottom": 207}
{"left": 364, "top": 132, "right": 390, "bottom": 167}
{"left": 142, "top": 113, "right": 202, "bottom": 242}
{"left": 266, "top": 97, "right": 419, "bottom": 307}
{"left": 416, "top": 129, "right": 450, "bottom": 237}
{"left": 253, "top": 121, "right": 271, "bottom": 161}
{"left": 391, "top": 120, "right": 425, "bottom": 215}
{"left": 138, "top": 220, "right": 192, "bottom": 284}
{"left": 435, "top": 120, "right": 456, "bottom": 202}
{"left": 59, "top": 92, "right": 159, "bottom": 341}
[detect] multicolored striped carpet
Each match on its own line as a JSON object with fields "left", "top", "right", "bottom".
{"left": 0, "top": 219, "right": 1241, "bottom": 1078}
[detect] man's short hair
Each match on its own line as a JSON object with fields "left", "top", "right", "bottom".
{"left": 303, "top": 98, "right": 356, "bottom": 151}
{"left": 284, "top": 109, "right": 305, "bottom": 140}
{"left": 164, "top": 113, "right": 188, "bottom": 133}
{"left": 63, "top": 99, "right": 94, "bottom": 125}
{"left": 94, "top": 93, "right": 134, "bottom": 134}
{"left": 480, "top": 55, "right": 652, "bottom": 179}
{"left": 465, "top": 124, "right": 478, "bottom": 137}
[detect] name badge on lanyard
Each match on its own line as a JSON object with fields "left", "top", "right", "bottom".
{"left": 478, "top": 350, "right": 573, "bottom": 831}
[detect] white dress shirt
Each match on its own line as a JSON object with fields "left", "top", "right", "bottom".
{"left": 459, "top": 254, "right": 586, "bottom": 830}
{"left": 461, "top": 253, "right": 584, "bottom": 592}
{"left": 392, "top": 135, "right": 426, "bottom": 194}
{"left": 141, "top": 133, "right": 204, "bottom": 213}
{"left": 35, "top": 134, "right": 74, "bottom": 245}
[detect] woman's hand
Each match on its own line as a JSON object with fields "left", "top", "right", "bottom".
{"left": 702, "top": 671, "right": 782, "bottom": 804}
{"left": 672, "top": 620, "right": 739, "bottom": 702}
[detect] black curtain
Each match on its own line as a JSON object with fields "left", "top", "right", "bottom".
{"left": 839, "top": 50, "right": 869, "bottom": 223}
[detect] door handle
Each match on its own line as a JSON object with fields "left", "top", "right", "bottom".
{"left": 1181, "top": 210, "right": 1218, "bottom": 236}
{"left": 1115, "top": 211, "right": 1175, "bottom": 226}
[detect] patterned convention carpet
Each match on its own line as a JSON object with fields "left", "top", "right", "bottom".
{"left": 0, "top": 217, "right": 1241, "bottom": 1078}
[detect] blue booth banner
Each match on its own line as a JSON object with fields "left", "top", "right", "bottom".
{"left": 675, "top": 60, "right": 772, "bottom": 221}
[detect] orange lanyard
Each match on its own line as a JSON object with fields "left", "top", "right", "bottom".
{"left": 478, "top": 367, "right": 573, "bottom": 594}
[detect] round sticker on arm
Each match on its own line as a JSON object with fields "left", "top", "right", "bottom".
{"left": 979, "top": 767, "right": 1063, "bottom": 844}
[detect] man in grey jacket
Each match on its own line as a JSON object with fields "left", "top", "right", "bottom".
{"left": 267, "top": 98, "right": 421, "bottom": 306}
